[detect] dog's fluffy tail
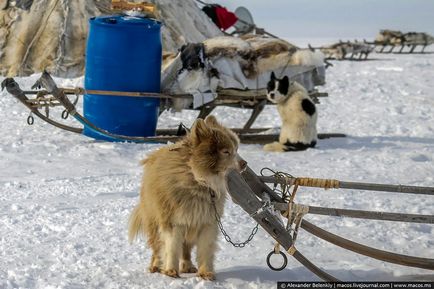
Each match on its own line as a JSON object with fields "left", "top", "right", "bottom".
{"left": 263, "top": 141, "right": 287, "bottom": 152}
{"left": 128, "top": 205, "right": 144, "bottom": 243}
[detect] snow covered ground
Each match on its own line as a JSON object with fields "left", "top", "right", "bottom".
{"left": 1, "top": 51, "right": 433, "bottom": 288}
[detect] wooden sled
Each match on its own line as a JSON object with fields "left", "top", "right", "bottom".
{"left": 2, "top": 72, "right": 344, "bottom": 143}
{"left": 309, "top": 41, "right": 374, "bottom": 61}
{"left": 225, "top": 158, "right": 434, "bottom": 281}
{"left": 365, "top": 30, "right": 434, "bottom": 54}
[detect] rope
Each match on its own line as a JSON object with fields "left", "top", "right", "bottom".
{"left": 291, "top": 177, "right": 340, "bottom": 190}
{"left": 266, "top": 168, "right": 310, "bottom": 262}
{"left": 260, "top": 168, "right": 294, "bottom": 201}
{"left": 287, "top": 245, "right": 297, "bottom": 256}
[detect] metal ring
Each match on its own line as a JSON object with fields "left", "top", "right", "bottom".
{"left": 27, "top": 115, "right": 34, "bottom": 125}
{"left": 61, "top": 110, "right": 69, "bottom": 119}
{"left": 266, "top": 250, "right": 288, "bottom": 271}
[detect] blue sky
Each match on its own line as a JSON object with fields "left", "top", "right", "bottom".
{"left": 216, "top": 0, "right": 434, "bottom": 39}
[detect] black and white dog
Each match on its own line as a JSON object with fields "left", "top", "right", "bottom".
{"left": 264, "top": 72, "right": 318, "bottom": 152}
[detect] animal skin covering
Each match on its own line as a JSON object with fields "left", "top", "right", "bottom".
{"left": 0, "top": 0, "right": 222, "bottom": 77}
{"left": 161, "top": 36, "right": 326, "bottom": 110}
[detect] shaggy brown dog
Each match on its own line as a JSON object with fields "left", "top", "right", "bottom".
{"left": 129, "top": 115, "right": 243, "bottom": 280}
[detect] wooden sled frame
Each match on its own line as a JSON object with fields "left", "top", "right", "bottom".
{"left": 309, "top": 42, "right": 374, "bottom": 61}
{"left": 364, "top": 40, "right": 433, "bottom": 54}
{"left": 2, "top": 72, "right": 342, "bottom": 144}
{"left": 226, "top": 159, "right": 434, "bottom": 281}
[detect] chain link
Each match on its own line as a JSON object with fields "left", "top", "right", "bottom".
{"left": 210, "top": 193, "right": 259, "bottom": 248}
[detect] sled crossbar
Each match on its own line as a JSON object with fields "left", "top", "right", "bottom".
{"left": 260, "top": 176, "right": 434, "bottom": 196}
{"left": 22, "top": 87, "right": 327, "bottom": 103}
{"left": 273, "top": 203, "right": 434, "bottom": 224}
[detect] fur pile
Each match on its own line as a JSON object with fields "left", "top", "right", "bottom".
{"left": 162, "top": 34, "right": 326, "bottom": 99}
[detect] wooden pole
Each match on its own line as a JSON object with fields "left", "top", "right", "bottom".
{"left": 260, "top": 176, "right": 434, "bottom": 196}
{"left": 301, "top": 221, "right": 434, "bottom": 270}
{"left": 273, "top": 202, "right": 434, "bottom": 224}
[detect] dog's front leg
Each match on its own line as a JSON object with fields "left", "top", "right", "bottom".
{"left": 161, "top": 226, "right": 183, "bottom": 278}
{"left": 180, "top": 242, "right": 198, "bottom": 273}
{"left": 196, "top": 224, "right": 218, "bottom": 280}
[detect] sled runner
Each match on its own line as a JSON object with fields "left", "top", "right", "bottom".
{"left": 2, "top": 70, "right": 343, "bottom": 144}
{"left": 223, "top": 160, "right": 434, "bottom": 281}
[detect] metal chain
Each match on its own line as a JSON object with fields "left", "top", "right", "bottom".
{"left": 210, "top": 192, "right": 259, "bottom": 248}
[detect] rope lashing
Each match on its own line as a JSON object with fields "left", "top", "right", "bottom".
{"left": 287, "top": 245, "right": 297, "bottom": 256}
{"left": 268, "top": 177, "right": 310, "bottom": 271}
{"left": 285, "top": 177, "right": 340, "bottom": 190}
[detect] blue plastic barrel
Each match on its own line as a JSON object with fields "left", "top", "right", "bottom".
{"left": 84, "top": 15, "right": 162, "bottom": 140}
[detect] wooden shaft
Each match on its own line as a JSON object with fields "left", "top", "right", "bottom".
{"left": 292, "top": 250, "right": 340, "bottom": 282}
{"left": 273, "top": 203, "right": 434, "bottom": 224}
{"left": 82, "top": 88, "right": 191, "bottom": 99}
{"left": 260, "top": 176, "right": 434, "bottom": 196}
{"left": 300, "top": 220, "right": 434, "bottom": 270}
{"left": 339, "top": 181, "right": 434, "bottom": 196}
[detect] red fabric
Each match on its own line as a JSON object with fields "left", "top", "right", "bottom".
{"left": 215, "top": 6, "right": 238, "bottom": 31}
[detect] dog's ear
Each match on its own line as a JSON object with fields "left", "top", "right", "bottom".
{"left": 204, "top": 115, "right": 220, "bottom": 127}
{"left": 278, "top": 76, "right": 290, "bottom": 95}
{"left": 191, "top": 118, "right": 210, "bottom": 144}
{"left": 270, "top": 71, "right": 276, "bottom": 81}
